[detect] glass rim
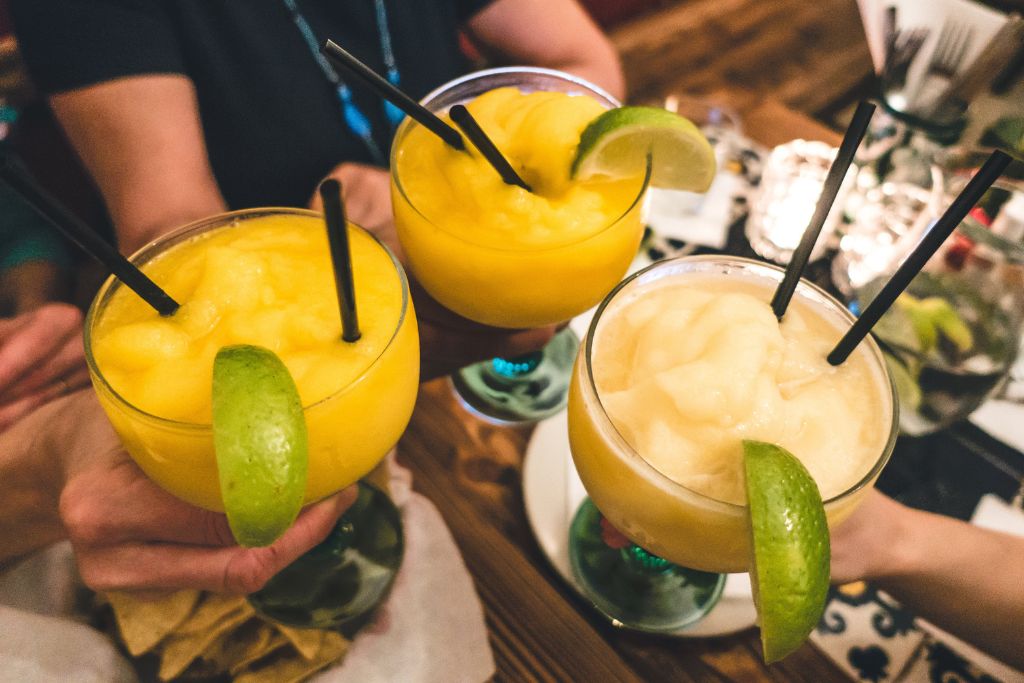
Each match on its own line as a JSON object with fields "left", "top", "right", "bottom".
{"left": 581, "top": 254, "right": 901, "bottom": 514}
{"left": 83, "top": 207, "right": 411, "bottom": 431}
{"left": 389, "top": 66, "right": 652, "bottom": 253}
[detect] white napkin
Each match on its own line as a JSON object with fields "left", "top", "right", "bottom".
{"left": 0, "top": 455, "right": 495, "bottom": 683}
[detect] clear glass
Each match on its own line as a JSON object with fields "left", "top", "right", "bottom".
{"left": 831, "top": 163, "right": 946, "bottom": 297}
{"left": 390, "top": 67, "right": 651, "bottom": 423}
{"left": 641, "top": 94, "right": 744, "bottom": 253}
{"left": 852, "top": 184, "right": 1024, "bottom": 435}
{"left": 84, "top": 208, "right": 419, "bottom": 630}
{"left": 568, "top": 255, "right": 900, "bottom": 574}
{"left": 746, "top": 140, "right": 855, "bottom": 264}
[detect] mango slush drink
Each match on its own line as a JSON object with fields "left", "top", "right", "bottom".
{"left": 568, "top": 256, "right": 898, "bottom": 573}
{"left": 390, "top": 72, "right": 649, "bottom": 330}
{"left": 85, "top": 209, "right": 419, "bottom": 512}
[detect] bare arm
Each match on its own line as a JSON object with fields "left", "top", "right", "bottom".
{"left": 465, "top": 0, "right": 625, "bottom": 100}
{"left": 832, "top": 489, "right": 1024, "bottom": 670}
{"left": 49, "top": 75, "right": 227, "bottom": 254}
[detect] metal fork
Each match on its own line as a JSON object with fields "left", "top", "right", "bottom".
{"left": 925, "top": 21, "right": 975, "bottom": 80}
{"left": 882, "top": 26, "right": 931, "bottom": 94}
{"left": 910, "top": 21, "right": 974, "bottom": 116}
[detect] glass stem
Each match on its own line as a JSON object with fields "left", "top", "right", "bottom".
{"left": 490, "top": 351, "right": 543, "bottom": 377}
{"left": 622, "top": 543, "right": 674, "bottom": 574}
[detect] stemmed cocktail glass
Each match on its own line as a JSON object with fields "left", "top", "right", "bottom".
{"left": 390, "top": 67, "right": 650, "bottom": 424}
{"left": 567, "top": 254, "right": 899, "bottom": 632}
{"left": 85, "top": 208, "right": 419, "bottom": 632}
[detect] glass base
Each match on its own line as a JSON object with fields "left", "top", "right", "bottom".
{"left": 248, "top": 482, "right": 403, "bottom": 636}
{"left": 568, "top": 498, "right": 725, "bottom": 633}
{"left": 450, "top": 327, "right": 579, "bottom": 425}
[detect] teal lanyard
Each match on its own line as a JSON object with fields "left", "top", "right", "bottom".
{"left": 282, "top": 0, "right": 404, "bottom": 165}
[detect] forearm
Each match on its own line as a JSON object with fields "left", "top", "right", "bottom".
{"left": 50, "top": 76, "right": 228, "bottom": 254}
{"left": 0, "top": 398, "right": 68, "bottom": 568}
{"left": 867, "top": 500, "right": 1024, "bottom": 670}
{"left": 467, "top": 0, "right": 625, "bottom": 100}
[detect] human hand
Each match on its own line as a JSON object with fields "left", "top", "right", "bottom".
{"left": 54, "top": 391, "right": 356, "bottom": 594}
{"left": 0, "top": 303, "right": 90, "bottom": 431}
{"left": 310, "top": 162, "right": 556, "bottom": 380}
{"left": 830, "top": 489, "right": 908, "bottom": 585}
{"left": 309, "top": 161, "right": 400, "bottom": 256}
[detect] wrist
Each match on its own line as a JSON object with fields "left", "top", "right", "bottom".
{"left": 866, "top": 496, "right": 921, "bottom": 581}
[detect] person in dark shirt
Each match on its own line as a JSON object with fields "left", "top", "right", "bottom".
{"left": 10, "top": 0, "right": 623, "bottom": 380}
{"left": 10, "top": 0, "right": 622, "bottom": 249}
{"left": 2, "top": 0, "right": 624, "bottom": 593}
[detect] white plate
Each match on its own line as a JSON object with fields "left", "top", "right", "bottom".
{"left": 521, "top": 410, "right": 759, "bottom": 637}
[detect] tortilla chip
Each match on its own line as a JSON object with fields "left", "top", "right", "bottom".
{"left": 105, "top": 589, "right": 201, "bottom": 656}
{"left": 199, "top": 616, "right": 286, "bottom": 675}
{"left": 229, "top": 631, "right": 291, "bottom": 676}
{"left": 235, "top": 630, "right": 347, "bottom": 683}
{"left": 158, "top": 597, "right": 253, "bottom": 680}
{"left": 174, "top": 593, "right": 254, "bottom": 635}
{"left": 276, "top": 624, "right": 328, "bottom": 660}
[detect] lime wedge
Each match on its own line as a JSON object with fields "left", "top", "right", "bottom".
{"left": 212, "top": 345, "right": 309, "bottom": 547}
{"left": 571, "top": 106, "right": 716, "bottom": 191}
{"left": 743, "top": 440, "right": 830, "bottom": 663}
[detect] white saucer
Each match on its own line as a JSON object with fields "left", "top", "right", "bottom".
{"left": 521, "top": 410, "right": 759, "bottom": 638}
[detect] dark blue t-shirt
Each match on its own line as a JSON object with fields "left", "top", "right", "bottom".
{"left": 11, "top": 0, "right": 493, "bottom": 209}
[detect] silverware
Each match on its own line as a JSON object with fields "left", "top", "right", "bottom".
{"left": 925, "top": 21, "right": 975, "bottom": 82}
{"left": 929, "top": 14, "right": 1024, "bottom": 121}
{"left": 882, "top": 25, "right": 931, "bottom": 98}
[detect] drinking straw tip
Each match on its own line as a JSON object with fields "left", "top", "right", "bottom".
{"left": 770, "top": 100, "right": 876, "bottom": 320}
{"left": 827, "top": 148, "right": 1013, "bottom": 364}
{"left": 320, "top": 38, "right": 465, "bottom": 150}
{"left": 0, "top": 158, "right": 180, "bottom": 316}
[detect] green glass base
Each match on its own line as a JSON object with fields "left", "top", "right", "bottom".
{"left": 450, "top": 326, "right": 579, "bottom": 425}
{"left": 248, "top": 482, "right": 403, "bottom": 636}
{"left": 569, "top": 498, "right": 725, "bottom": 633}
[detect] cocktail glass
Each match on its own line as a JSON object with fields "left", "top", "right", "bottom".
{"left": 84, "top": 208, "right": 420, "bottom": 632}
{"left": 567, "top": 255, "right": 899, "bottom": 632}
{"left": 390, "top": 67, "right": 650, "bottom": 424}
{"left": 854, "top": 214, "right": 1024, "bottom": 436}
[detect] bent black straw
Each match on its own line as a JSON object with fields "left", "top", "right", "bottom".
{"left": 321, "top": 39, "right": 464, "bottom": 151}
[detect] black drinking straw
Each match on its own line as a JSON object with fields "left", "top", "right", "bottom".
{"left": 320, "top": 39, "right": 465, "bottom": 151}
{"left": 827, "top": 149, "right": 1013, "bottom": 366}
{"left": 319, "top": 179, "right": 361, "bottom": 343}
{"left": 449, "top": 105, "right": 533, "bottom": 192}
{"left": 0, "top": 156, "right": 179, "bottom": 316}
{"left": 771, "top": 101, "right": 877, "bottom": 320}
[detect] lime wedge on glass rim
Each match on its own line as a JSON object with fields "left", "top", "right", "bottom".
{"left": 212, "top": 344, "right": 309, "bottom": 548}
{"left": 571, "top": 106, "right": 717, "bottom": 191}
{"left": 743, "top": 440, "right": 830, "bottom": 663}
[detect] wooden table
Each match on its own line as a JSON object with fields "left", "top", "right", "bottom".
{"left": 397, "top": 92, "right": 850, "bottom": 682}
